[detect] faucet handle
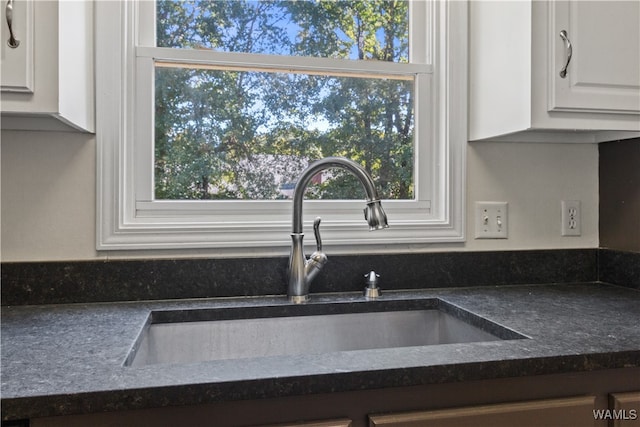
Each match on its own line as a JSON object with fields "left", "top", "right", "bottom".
{"left": 305, "top": 217, "right": 328, "bottom": 284}
{"left": 313, "top": 217, "right": 323, "bottom": 252}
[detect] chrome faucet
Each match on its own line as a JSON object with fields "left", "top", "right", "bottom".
{"left": 288, "top": 157, "right": 389, "bottom": 303}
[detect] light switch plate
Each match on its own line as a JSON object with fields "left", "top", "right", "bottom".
{"left": 475, "top": 201, "right": 508, "bottom": 239}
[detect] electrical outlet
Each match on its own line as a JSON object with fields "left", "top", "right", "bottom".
{"left": 475, "top": 202, "right": 508, "bottom": 239}
{"left": 561, "top": 200, "right": 581, "bottom": 236}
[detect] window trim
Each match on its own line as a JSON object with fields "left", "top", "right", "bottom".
{"left": 96, "top": 0, "right": 467, "bottom": 250}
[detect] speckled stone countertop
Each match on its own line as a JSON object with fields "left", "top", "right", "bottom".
{"left": 2, "top": 282, "right": 640, "bottom": 421}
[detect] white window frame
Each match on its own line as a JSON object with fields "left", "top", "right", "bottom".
{"left": 96, "top": 0, "right": 467, "bottom": 251}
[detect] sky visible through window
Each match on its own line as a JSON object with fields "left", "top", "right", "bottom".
{"left": 154, "top": 0, "right": 414, "bottom": 201}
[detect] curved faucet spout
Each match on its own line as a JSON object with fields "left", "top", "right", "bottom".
{"left": 291, "top": 157, "right": 388, "bottom": 233}
{"left": 288, "top": 157, "right": 389, "bottom": 303}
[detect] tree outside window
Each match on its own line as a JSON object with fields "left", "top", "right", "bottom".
{"left": 154, "top": 0, "right": 414, "bottom": 201}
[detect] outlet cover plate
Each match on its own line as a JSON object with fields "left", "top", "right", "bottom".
{"left": 561, "top": 200, "right": 581, "bottom": 236}
{"left": 475, "top": 201, "right": 508, "bottom": 239}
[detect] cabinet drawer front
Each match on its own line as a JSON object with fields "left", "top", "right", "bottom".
{"left": 369, "top": 396, "right": 596, "bottom": 427}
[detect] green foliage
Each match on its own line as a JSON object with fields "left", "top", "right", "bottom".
{"left": 154, "top": 0, "right": 413, "bottom": 200}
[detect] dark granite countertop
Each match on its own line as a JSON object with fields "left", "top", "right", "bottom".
{"left": 2, "top": 282, "right": 640, "bottom": 421}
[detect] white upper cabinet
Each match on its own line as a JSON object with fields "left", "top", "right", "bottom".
{"left": 1, "top": 0, "right": 94, "bottom": 133}
{"left": 550, "top": 1, "right": 640, "bottom": 114}
{"left": 469, "top": 1, "right": 640, "bottom": 143}
{"left": 1, "top": 0, "right": 34, "bottom": 93}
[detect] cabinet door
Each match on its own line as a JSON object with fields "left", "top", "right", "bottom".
{"left": 610, "top": 392, "right": 640, "bottom": 427}
{"left": 549, "top": 1, "right": 640, "bottom": 114}
{"left": 260, "top": 420, "right": 352, "bottom": 427}
{"left": 1, "top": 0, "right": 33, "bottom": 92}
{"left": 369, "top": 396, "right": 596, "bottom": 427}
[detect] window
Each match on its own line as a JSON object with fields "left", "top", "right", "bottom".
{"left": 96, "top": 1, "right": 467, "bottom": 250}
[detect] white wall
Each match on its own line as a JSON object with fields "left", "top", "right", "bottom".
{"left": 1, "top": 130, "right": 598, "bottom": 261}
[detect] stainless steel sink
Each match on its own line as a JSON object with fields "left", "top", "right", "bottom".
{"left": 126, "top": 299, "right": 525, "bottom": 367}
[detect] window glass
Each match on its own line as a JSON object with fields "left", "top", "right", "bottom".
{"left": 154, "top": 66, "right": 414, "bottom": 200}
{"left": 154, "top": 0, "right": 414, "bottom": 201}
{"left": 156, "top": 0, "right": 409, "bottom": 62}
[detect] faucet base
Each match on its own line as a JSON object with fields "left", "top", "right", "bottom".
{"left": 289, "top": 295, "right": 310, "bottom": 304}
{"left": 364, "top": 286, "right": 381, "bottom": 300}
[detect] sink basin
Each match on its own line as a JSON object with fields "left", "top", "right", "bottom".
{"left": 126, "top": 299, "right": 525, "bottom": 367}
